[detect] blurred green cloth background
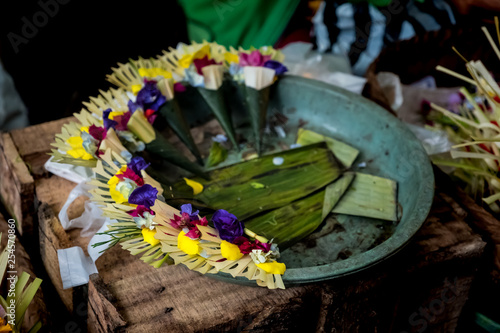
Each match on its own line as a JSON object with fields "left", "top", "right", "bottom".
{"left": 177, "top": 0, "right": 300, "bottom": 48}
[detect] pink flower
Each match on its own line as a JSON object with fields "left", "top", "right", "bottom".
{"left": 116, "top": 167, "right": 144, "bottom": 186}
{"left": 127, "top": 205, "right": 155, "bottom": 218}
{"left": 239, "top": 50, "right": 271, "bottom": 67}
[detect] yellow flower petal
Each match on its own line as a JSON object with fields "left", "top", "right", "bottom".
{"left": 108, "top": 111, "right": 125, "bottom": 120}
{"left": 179, "top": 54, "right": 193, "bottom": 69}
{"left": 177, "top": 231, "right": 200, "bottom": 255}
{"left": 224, "top": 52, "right": 239, "bottom": 64}
{"left": 256, "top": 262, "right": 286, "bottom": 275}
{"left": 66, "top": 148, "right": 84, "bottom": 158}
{"left": 108, "top": 166, "right": 128, "bottom": 203}
{"left": 80, "top": 126, "right": 89, "bottom": 133}
{"left": 67, "top": 136, "right": 83, "bottom": 148}
{"left": 131, "top": 84, "right": 142, "bottom": 95}
{"left": 193, "top": 44, "right": 211, "bottom": 60}
{"left": 138, "top": 68, "right": 173, "bottom": 79}
{"left": 0, "top": 321, "right": 12, "bottom": 333}
{"left": 220, "top": 240, "right": 243, "bottom": 261}
{"left": 184, "top": 178, "right": 203, "bottom": 195}
{"left": 142, "top": 228, "right": 159, "bottom": 246}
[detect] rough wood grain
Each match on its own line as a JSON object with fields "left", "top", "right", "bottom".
{"left": 38, "top": 202, "right": 74, "bottom": 312}
{"left": 88, "top": 274, "right": 126, "bottom": 333}
{"left": 0, "top": 213, "right": 49, "bottom": 330}
{"left": 0, "top": 133, "right": 34, "bottom": 236}
{"left": 9, "top": 117, "right": 74, "bottom": 178}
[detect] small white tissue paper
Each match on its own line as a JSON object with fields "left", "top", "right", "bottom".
{"left": 58, "top": 247, "right": 98, "bottom": 289}
{"left": 44, "top": 156, "right": 94, "bottom": 184}
{"left": 58, "top": 182, "right": 107, "bottom": 238}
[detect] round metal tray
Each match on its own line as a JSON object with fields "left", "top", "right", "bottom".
{"left": 181, "top": 75, "right": 434, "bottom": 286}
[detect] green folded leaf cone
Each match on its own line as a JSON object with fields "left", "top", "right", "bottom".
{"left": 245, "top": 177, "right": 352, "bottom": 250}
{"left": 158, "top": 98, "right": 204, "bottom": 164}
{"left": 146, "top": 130, "right": 209, "bottom": 179}
{"left": 197, "top": 86, "right": 239, "bottom": 149}
{"left": 128, "top": 111, "right": 208, "bottom": 179}
{"left": 332, "top": 172, "right": 398, "bottom": 221}
{"left": 205, "top": 141, "right": 228, "bottom": 168}
{"left": 175, "top": 142, "right": 341, "bottom": 220}
{"left": 244, "top": 85, "right": 271, "bottom": 155}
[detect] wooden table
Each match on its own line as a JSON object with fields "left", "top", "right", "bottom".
{"left": 0, "top": 117, "right": 497, "bottom": 332}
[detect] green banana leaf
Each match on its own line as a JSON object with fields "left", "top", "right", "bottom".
{"left": 245, "top": 174, "right": 354, "bottom": 250}
{"left": 296, "top": 128, "right": 360, "bottom": 168}
{"left": 175, "top": 142, "right": 342, "bottom": 220}
{"left": 332, "top": 172, "right": 398, "bottom": 221}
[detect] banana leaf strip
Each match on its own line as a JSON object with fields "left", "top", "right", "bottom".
{"left": 245, "top": 178, "right": 351, "bottom": 250}
{"left": 296, "top": 128, "right": 360, "bottom": 168}
{"left": 174, "top": 142, "right": 342, "bottom": 220}
{"left": 332, "top": 172, "right": 398, "bottom": 221}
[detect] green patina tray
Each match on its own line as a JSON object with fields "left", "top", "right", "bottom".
{"left": 175, "top": 75, "right": 434, "bottom": 286}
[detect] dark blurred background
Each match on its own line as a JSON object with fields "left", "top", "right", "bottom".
{"left": 0, "top": 0, "right": 189, "bottom": 125}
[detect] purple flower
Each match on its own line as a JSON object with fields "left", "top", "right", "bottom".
{"left": 239, "top": 50, "right": 271, "bottom": 67}
{"left": 181, "top": 204, "right": 199, "bottom": 221}
{"left": 212, "top": 209, "right": 244, "bottom": 243}
{"left": 127, "top": 156, "right": 150, "bottom": 176}
{"left": 263, "top": 60, "right": 287, "bottom": 76}
{"left": 128, "top": 184, "right": 158, "bottom": 208}
{"left": 103, "top": 108, "right": 118, "bottom": 130}
{"left": 135, "top": 80, "right": 167, "bottom": 112}
{"left": 128, "top": 99, "right": 140, "bottom": 113}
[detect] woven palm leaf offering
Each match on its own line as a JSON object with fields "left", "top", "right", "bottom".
{"left": 106, "top": 57, "right": 204, "bottom": 164}
{"left": 160, "top": 41, "right": 240, "bottom": 149}
{"left": 49, "top": 41, "right": 434, "bottom": 289}
{"left": 51, "top": 87, "right": 207, "bottom": 178}
{"left": 429, "top": 19, "right": 500, "bottom": 213}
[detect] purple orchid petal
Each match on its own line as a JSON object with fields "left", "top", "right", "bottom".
{"left": 263, "top": 60, "right": 288, "bottom": 75}
{"left": 181, "top": 204, "right": 199, "bottom": 221}
{"left": 136, "top": 80, "right": 166, "bottom": 112}
{"left": 212, "top": 209, "right": 244, "bottom": 243}
{"left": 128, "top": 100, "right": 140, "bottom": 113}
{"left": 128, "top": 184, "right": 158, "bottom": 208}
{"left": 127, "top": 156, "right": 150, "bottom": 176}
{"left": 103, "top": 108, "right": 118, "bottom": 130}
